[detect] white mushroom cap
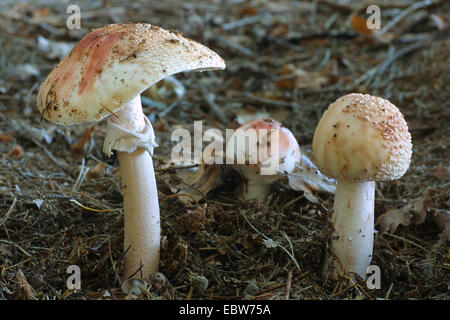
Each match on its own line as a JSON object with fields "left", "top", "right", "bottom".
{"left": 312, "top": 93, "right": 412, "bottom": 182}
{"left": 37, "top": 23, "right": 225, "bottom": 125}
{"left": 226, "top": 118, "right": 301, "bottom": 177}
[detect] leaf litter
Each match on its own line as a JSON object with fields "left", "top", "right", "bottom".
{"left": 0, "top": 0, "right": 448, "bottom": 300}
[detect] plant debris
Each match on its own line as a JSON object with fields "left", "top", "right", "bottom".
{"left": 0, "top": 0, "right": 448, "bottom": 300}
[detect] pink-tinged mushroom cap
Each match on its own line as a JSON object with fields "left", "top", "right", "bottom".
{"left": 37, "top": 23, "right": 225, "bottom": 125}
{"left": 226, "top": 118, "right": 301, "bottom": 176}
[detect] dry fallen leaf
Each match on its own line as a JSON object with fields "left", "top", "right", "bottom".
{"left": 429, "top": 14, "right": 447, "bottom": 31}
{"left": 431, "top": 166, "right": 450, "bottom": 180}
{"left": 175, "top": 164, "right": 222, "bottom": 204}
{"left": 238, "top": 6, "right": 259, "bottom": 18}
{"left": 9, "top": 145, "right": 24, "bottom": 159}
{"left": 431, "top": 210, "right": 450, "bottom": 246}
{"left": 372, "top": 30, "right": 396, "bottom": 44}
{"left": 17, "top": 63, "right": 40, "bottom": 81}
{"left": 177, "top": 203, "right": 209, "bottom": 234}
{"left": 186, "top": 203, "right": 207, "bottom": 217}
{"left": 270, "top": 23, "right": 289, "bottom": 37}
{"left": 275, "top": 64, "right": 328, "bottom": 90}
{"left": 16, "top": 269, "right": 37, "bottom": 300}
{"left": 34, "top": 7, "right": 51, "bottom": 18}
{"left": 352, "top": 15, "right": 373, "bottom": 34}
{"left": 287, "top": 154, "right": 336, "bottom": 203}
{"left": 87, "top": 162, "right": 106, "bottom": 180}
{"left": 37, "top": 35, "right": 75, "bottom": 60}
{"left": 235, "top": 107, "right": 272, "bottom": 124}
{"left": 0, "top": 133, "right": 14, "bottom": 143}
{"left": 0, "top": 243, "right": 13, "bottom": 258}
{"left": 235, "top": 106, "right": 290, "bottom": 124}
{"left": 350, "top": 14, "right": 395, "bottom": 44}
{"left": 121, "top": 278, "right": 146, "bottom": 298}
{"left": 112, "top": 167, "right": 120, "bottom": 177}
{"left": 72, "top": 126, "right": 95, "bottom": 158}
{"left": 10, "top": 120, "right": 56, "bottom": 144}
{"left": 376, "top": 189, "right": 433, "bottom": 233}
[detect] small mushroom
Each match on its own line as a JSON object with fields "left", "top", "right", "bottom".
{"left": 226, "top": 118, "right": 301, "bottom": 200}
{"left": 37, "top": 23, "right": 225, "bottom": 278}
{"left": 312, "top": 93, "right": 412, "bottom": 279}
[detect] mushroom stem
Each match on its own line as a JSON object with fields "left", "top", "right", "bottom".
{"left": 326, "top": 180, "right": 375, "bottom": 279}
{"left": 118, "top": 149, "right": 160, "bottom": 278}
{"left": 245, "top": 182, "right": 272, "bottom": 200}
{"left": 110, "top": 96, "right": 160, "bottom": 278}
{"left": 238, "top": 167, "right": 276, "bottom": 201}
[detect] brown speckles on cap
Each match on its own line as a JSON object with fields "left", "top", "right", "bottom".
{"left": 37, "top": 23, "right": 225, "bottom": 125}
{"left": 312, "top": 93, "right": 412, "bottom": 182}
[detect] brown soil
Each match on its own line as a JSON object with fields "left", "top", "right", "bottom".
{"left": 0, "top": 0, "right": 448, "bottom": 300}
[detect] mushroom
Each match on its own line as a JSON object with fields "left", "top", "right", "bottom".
{"left": 37, "top": 23, "right": 225, "bottom": 278}
{"left": 226, "top": 118, "right": 301, "bottom": 200}
{"left": 312, "top": 93, "right": 412, "bottom": 279}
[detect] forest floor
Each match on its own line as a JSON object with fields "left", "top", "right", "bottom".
{"left": 0, "top": 0, "right": 448, "bottom": 300}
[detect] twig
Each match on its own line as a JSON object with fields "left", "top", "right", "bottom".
{"left": 31, "top": 138, "right": 73, "bottom": 177}
{"left": 199, "top": 278, "right": 294, "bottom": 300}
{"left": 285, "top": 270, "right": 292, "bottom": 300}
{"left": 377, "top": 1, "right": 439, "bottom": 38}
{"left": 0, "top": 197, "right": 17, "bottom": 228}
{"left": 223, "top": 14, "right": 269, "bottom": 31}
{"left": 280, "top": 195, "right": 304, "bottom": 211}
{"left": 296, "top": 285, "right": 313, "bottom": 295}
{"left": 385, "top": 282, "right": 394, "bottom": 299}
{"left": 383, "top": 232, "right": 429, "bottom": 253}
{"left": 317, "top": 0, "right": 360, "bottom": 12}
{"left": 202, "top": 89, "right": 229, "bottom": 126}
{"left": 348, "top": 276, "right": 363, "bottom": 297}
{"left": 358, "top": 41, "right": 429, "bottom": 86}
{"left": 72, "top": 158, "right": 89, "bottom": 194}
{"left": 282, "top": 31, "right": 357, "bottom": 43}
{"left": 377, "top": 42, "right": 429, "bottom": 77}
{"left": 154, "top": 164, "right": 198, "bottom": 172}
{"left": 229, "top": 93, "right": 301, "bottom": 109}
{"left": 157, "top": 100, "right": 182, "bottom": 118}
{"left": 69, "top": 199, "right": 121, "bottom": 213}
{"left": 0, "top": 239, "right": 32, "bottom": 257}
{"left": 241, "top": 213, "right": 300, "bottom": 270}
{"left": 318, "top": 0, "right": 445, "bottom": 12}
{"left": 214, "top": 36, "right": 254, "bottom": 58}
{"left": 247, "top": 293, "right": 274, "bottom": 300}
